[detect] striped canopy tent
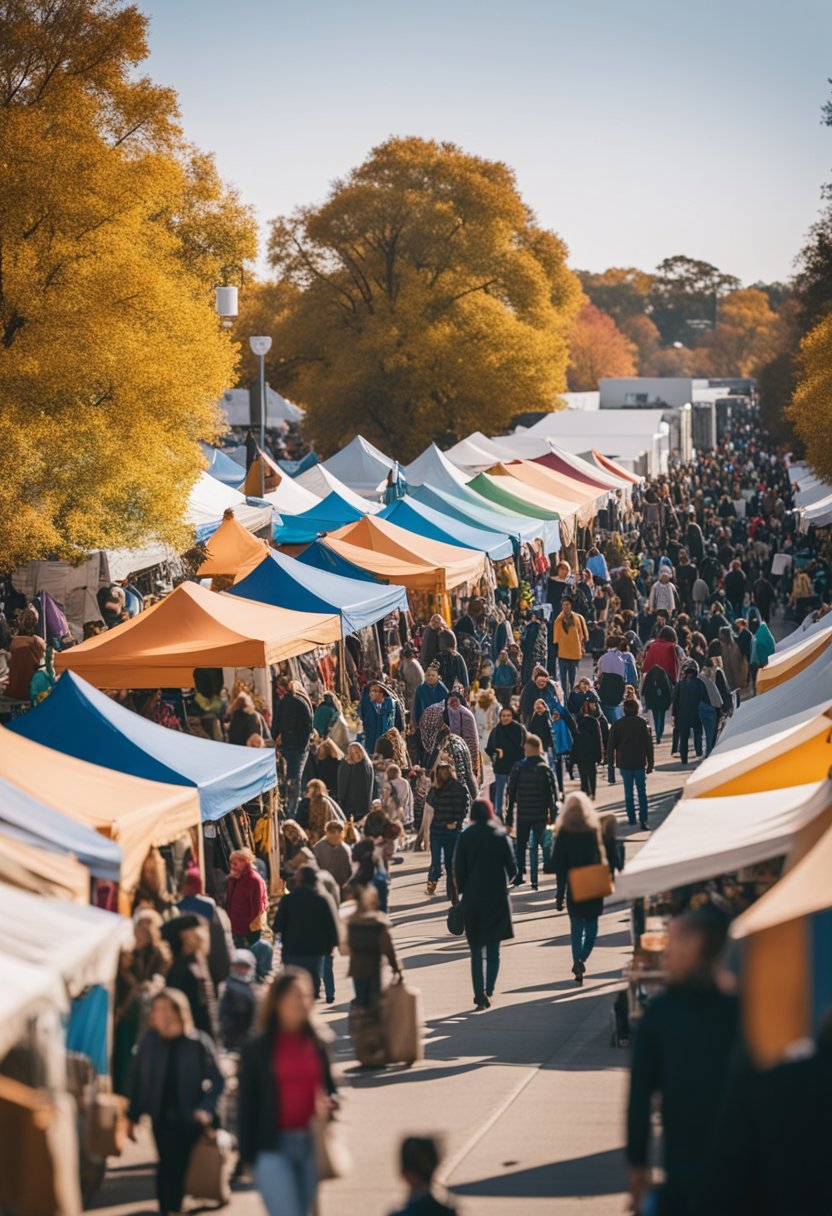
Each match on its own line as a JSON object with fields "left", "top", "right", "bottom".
{"left": 55, "top": 581, "right": 341, "bottom": 688}
{"left": 589, "top": 448, "right": 642, "bottom": 484}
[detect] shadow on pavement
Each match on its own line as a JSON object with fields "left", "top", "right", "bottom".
{"left": 448, "top": 1146, "right": 628, "bottom": 1197}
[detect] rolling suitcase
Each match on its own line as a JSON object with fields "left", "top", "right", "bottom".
{"left": 381, "top": 978, "right": 423, "bottom": 1066}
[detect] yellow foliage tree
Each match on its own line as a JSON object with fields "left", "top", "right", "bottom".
{"left": 0, "top": 0, "right": 257, "bottom": 569}
{"left": 265, "top": 137, "right": 581, "bottom": 459}
{"left": 567, "top": 302, "right": 637, "bottom": 390}
{"left": 789, "top": 313, "right": 832, "bottom": 481}
{"left": 697, "top": 288, "right": 784, "bottom": 378}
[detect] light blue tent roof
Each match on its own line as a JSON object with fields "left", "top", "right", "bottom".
{"left": 296, "top": 541, "right": 383, "bottom": 583}
{"left": 380, "top": 496, "right": 514, "bottom": 561}
{"left": 0, "top": 776, "right": 122, "bottom": 882}
{"left": 411, "top": 483, "right": 542, "bottom": 548}
{"left": 228, "top": 551, "right": 408, "bottom": 637}
{"left": 9, "top": 673, "right": 276, "bottom": 822}
{"left": 200, "top": 443, "right": 245, "bottom": 488}
{"left": 272, "top": 491, "right": 365, "bottom": 545}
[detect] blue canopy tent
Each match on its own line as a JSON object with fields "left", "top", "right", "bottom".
{"left": 9, "top": 672, "right": 276, "bottom": 822}
{"left": 200, "top": 443, "right": 245, "bottom": 488}
{"left": 0, "top": 776, "right": 122, "bottom": 882}
{"left": 380, "top": 495, "right": 514, "bottom": 561}
{"left": 296, "top": 541, "right": 383, "bottom": 582}
{"left": 411, "top": 483, "right": 546, "bottom": 549}
{"left": 278, "top": 451, "right": 319, "bottom": 477}
{"left": 228, "top": 551, "right": 408, "bottom": 637}
{"left": 272, "top": 491, "right": 365, "bottom": 545}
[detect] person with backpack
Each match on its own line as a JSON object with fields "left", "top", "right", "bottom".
{"left": 505, "top": 736, "right": 559, "bottom": 891}
{"left": 641, "top": 663, "right": 674, "bottom": 746}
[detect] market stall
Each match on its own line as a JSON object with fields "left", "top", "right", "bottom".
{"left": 380, "top": 495, "right": 515, "bottom": 561}
{"left": 196, "top": 510, "right": 272, "bottom": 580}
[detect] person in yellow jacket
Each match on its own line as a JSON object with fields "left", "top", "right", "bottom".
{"left": 553, "top": 595, "right": 588, "bottom": 698}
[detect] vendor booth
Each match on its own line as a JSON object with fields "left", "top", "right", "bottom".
{"left": 320, "top": 514, "right": 488, "bottom": 592}
{"left": 380, "top": 495, "right": 515, "bottom": 561}
{"left": 197, "top": 510, "right": 272, "bottom": 580}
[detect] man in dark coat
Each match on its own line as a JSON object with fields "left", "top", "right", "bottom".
{"left": 272, "top": 865, "right": 340, "bottom": 997}
{"left": 425, "top": 761, "right": 471, "bottom": 900}
{"left": 627, "top": 909, "right": 739, "bottom": 1216}
{"left": 506, "top": 736, "right": 558, "bottom": 891}
{"left": 671, "top": 661, "right": 707, "bottom": 764}
{"left": 607, "top": 700, "right": 654, "bottom": 829}
{"left": 437, "top": 630, "right": 469, "bottom": 692}
{"left": 273, "top": 681, "right": 313, "bottom": 815}
{"left": 454, "top": 799, "right": 517, "bottom": 1010}
{"left": 485, "top": 707, "right": 527, "bottom": 821}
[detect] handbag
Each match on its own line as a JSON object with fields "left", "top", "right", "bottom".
{"left": 568, "top": 862, "right": 614, "bottom": 902}
{"left": 311, "top": 1115, "right": 352, "bottom": 1181}
{"left": 447, "top": 901, "right": 464, "bottom": 936}
{"left": 184, "top": 1129, "right": 234, "bottom": 1203}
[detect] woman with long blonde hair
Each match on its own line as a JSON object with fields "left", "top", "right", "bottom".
{"left": 547, "top": 792, "right": 607, "bottom": 985}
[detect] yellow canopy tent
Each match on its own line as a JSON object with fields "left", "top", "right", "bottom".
{"left": 0, "top": 828, "right": 90, "bottom": 904}
{"left": 0, "top": 728, "right": 201, "bottom": 892}
{"left": 55, "top": 581, "right": 341, "bottom": 688}
{"left": 756, "top": 622, "right": 832, "bottom": 694}
{"left": 322, "top": 515, "right": 488, "bottom": 592}
{"left": 732, "top": 792, "right": 832, "bottom": 1066}
{"left": 197, "top": 509, "right": 271, "bottom": 579}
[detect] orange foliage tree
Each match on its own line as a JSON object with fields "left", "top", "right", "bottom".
{"left": 567, "top": 303, "right": 637, "bottom": 391}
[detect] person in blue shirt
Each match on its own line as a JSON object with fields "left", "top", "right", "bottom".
{"left": 412, "top": 664, "right": 449, "bottom": 726}
{"left": 360, "top": 682, "right": 404, "bottom": 753}
{"left": 586, "top": 547, "right": 610, "bottom": 585}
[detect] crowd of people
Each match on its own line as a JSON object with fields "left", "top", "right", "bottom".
{"left": 5, "top": 417, "right": 832, "bottom": 1216}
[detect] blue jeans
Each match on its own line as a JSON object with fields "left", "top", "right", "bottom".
{"left": 515, "top": 820, "right": 545, "bottom": 884}
{"left": 428, "top": 829, "right": 460, "bottom": 897}
{"left": 322, "top": 952, "right": 335, "bottom": 1002}
{"left": 282, "top": 746, "right": 309, "bottom": 816}
{"left": 353, "top": 975, "right": 380, "bottom": 1007}
{"left": 570, "top": 915, "right": 599, "bottom": 965}
{"left": 254, "top": 1130, "right": 317, "bottom": 1216}
{"left": 602, "top": 704, "right": 623, "bottom": 725}
{"left": 493, "top": 772, "right": 509, "bottom": 821}
{"left": 621, "top": 767, "right": 648, "bottom": 826}
{"left": 470, "top": 941, "right": 501, "bottom": 1002}
{"left": 699, "top": 703, "right": 718, "bottom": 755}
{"left": 558, "top": 658, "right": 579, "bottom": 697}
{"left": 282, "top": 953, "right": 324, "bottom": 998}
{"left": 651, "top": 705, "right": 666, "bottom": 743}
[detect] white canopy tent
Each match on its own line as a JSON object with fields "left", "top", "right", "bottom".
{"left": 444, "top": 433, "right": 512, "bottom": 473}
{"left": 264, "top": 474, "right": 320, "bottom": 516}
{"left": 776, "top": 611, "right": 832, "bottom": 654}
{"left": 220, "top": 386, "right": 303, "bottom": 427}
{"left": 318, "top": 435, "right": 397, "bottom": 497}
{"left": 616, "top": 782, "right": 831, "bottom": 900}
{"left": 402, "top": 443, "right": 472, "bottom": 491}
{"left": 295, "top": 463, "right": 382, "bottom": 513}
{"left": 0, "top": 953, "right": 67, "bottom": 1062}
{"left": 188, "top": 472, "right": 273, "bottom": 540}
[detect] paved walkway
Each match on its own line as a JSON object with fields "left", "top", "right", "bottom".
{"left": 93, "top": 717, "right": 686, "bottom": 1216}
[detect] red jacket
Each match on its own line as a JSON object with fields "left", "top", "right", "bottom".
{"left": 226, "top": 866, "right": 268, "bottom": 936}
{"left": 642, "top": 639, "right": 680, "bottom": 684}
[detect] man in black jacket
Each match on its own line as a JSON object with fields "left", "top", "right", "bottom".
{"left": 506, "top": 736, "right": 558, "bottom": 891}
{"left": 607, "top": 700, "right": 654, "bottom": 829}
{"left": 273, "top": 680, "right": 313, "bottom": 815}
{"left": 437, "top": 630, "right": 469, "bottom": 692}
{"left": 425, "top": 761, "right": 470, "bottom": 899}
{"left": 273, "top": 866, "right": 340, "bottom": 997}
{"left": 485, "top": 707, "right": 527, "bottom": 821}
{"left": 627, "top": 910, "right": 739, "bottom": 1216}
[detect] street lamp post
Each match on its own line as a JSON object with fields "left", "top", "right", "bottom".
{"left": 249, "top": 336, "right": 272, "bottom": 498}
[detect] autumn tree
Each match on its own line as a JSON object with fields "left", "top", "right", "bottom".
{"left": 648, "top": 256, "right": 741, "bottom": 345}
{"left": 567, "top": 303, "right": 637, "bottom": 390}
{"left": 265, "top": 137, "right": 581, "bottom": 459}
{"left": 577, "top": 267, "right": 652, "bottom": 326}
{"left": 788, "top": 313, "right": 832, "bottom": 479}
{"left": 0, "top": 0, "right": 257, "bottom": 568}
{"left": 697, "top": 289, "right": 785, "bottom": 377}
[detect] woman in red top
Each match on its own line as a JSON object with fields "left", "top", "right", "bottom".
{"left": 238, "top": 969, "right": 336, "bottom": 1216}
{"left": 642, "top": 625, "right": 681, "bottom": 685}
{"left": 225, "top": 848, "right": 268, "bottom": 947}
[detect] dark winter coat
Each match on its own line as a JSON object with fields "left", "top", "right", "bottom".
{"left": 506, "top": 754, "right": 558, "bottom": 828}
{"left": 453, "top": 820, "right": 517, "bottom": 948}
{"left": 485, "top": 719, "right": 527, "bottom": 774}
{"left": 528, "top": 710, "right": 553, "bottom": 752}
{"left": 127, "top": 1029, "right": 223, "bottom": 1124}
{"left": 274, "top": 692, "right": 313, "bottom": 752}
{"left": 272, "top": 884, "right": 340, "bottom": 956}
{"left": 426, "top": 776, "right": 470, "bottom": 832}
{"left": 336, "top": 755, "right": 374, "bottom": 818}
{"left": 607, "top": 713, "right": 654, "bottom": 771}
{"left": 548, "top": 825, "right": 605, "bottom": 918}
{"left": 238, "top": 1029, "right": 335, "bottom": 1163}
{"left": 570, "top": 714, "right": 603, "bottom": 767}
{"left": 672, "top": 674, "right": 708, "bottom": 727}
{"left": 437, "top": 649, "right": 469, "bottom": 692}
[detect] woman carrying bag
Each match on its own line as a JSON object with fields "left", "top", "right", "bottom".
{"left": 127, "top": 988, "right": 224, "bottom": 1216}
{"left": 546, "top": 793, "right": 614, "bottom": 986}
{"left": 238, "top": 969, "right": 339, "bottom": 1216}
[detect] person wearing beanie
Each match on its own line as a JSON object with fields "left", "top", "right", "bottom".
{"left": 453, "top": 799, "right": 517, "bottom": 1011}
{"left": 218, "top": 949, "right": 258, "bottom": 1050}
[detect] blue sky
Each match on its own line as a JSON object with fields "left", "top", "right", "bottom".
{"left": 144, "top": 0, "right": 832, "bottom": 284}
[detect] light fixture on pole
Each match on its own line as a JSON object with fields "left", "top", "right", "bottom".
{"left": 249, "top": 336, "right": 272, "bottom": 497}
{"left": 214, "top": 286, "right": 238, "bottom": 330}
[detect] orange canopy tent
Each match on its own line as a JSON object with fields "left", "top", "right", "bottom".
{"left": 0, "top": 829, "right": 91, "bottom": 904}
{"left": 197, "top": 509, "right": 272, "bottom": 579}
{"left": 591, "top": 449, "right": 641, "bottom": 484}
{"left": 321, "top": 515, "right": 488, "bottom": 592}
{"left": 55, "top": 581, "right": 341, "bottom": 688}
{"left": 0, "top": 728, "right": 201, "bottom": 890}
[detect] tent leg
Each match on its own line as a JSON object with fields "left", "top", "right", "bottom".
{"left": 196, "top": 821, "right": 206, "bottom": 891}
{"left": 268, "top": 788, "right": 282, "bottom": 897}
